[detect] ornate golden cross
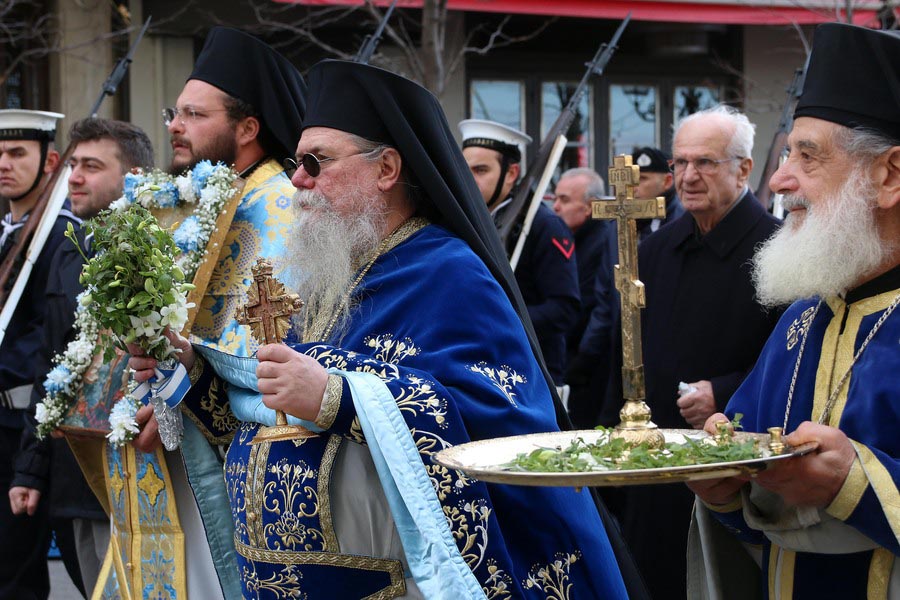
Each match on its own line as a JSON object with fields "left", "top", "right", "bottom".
{"left": 236, "top": 258, "right": 314, "bottom": 442}
{"left": 592, "top": 154, "right": 666, "bottom": 446}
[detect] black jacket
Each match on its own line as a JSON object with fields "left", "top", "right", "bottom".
{"left": 13, "top": 228, "right": 106, "bottom": 520}
{"left": 501, "top": 202, "right": 580, "bottom": 384}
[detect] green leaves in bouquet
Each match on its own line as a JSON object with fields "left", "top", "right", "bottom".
{"left": 77, "top": 204, "right": 194, "bottom": 362}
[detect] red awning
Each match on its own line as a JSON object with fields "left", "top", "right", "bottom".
{"left": 278, "top": 0, "right": 881, "bottom": 26}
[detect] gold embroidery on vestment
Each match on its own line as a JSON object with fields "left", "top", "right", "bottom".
{"left": 786, "top": 306, "right": 817, "bottom": 351}
{"left": 523, "top": 551, "right": 582, "bottom": 600}
{"left": 318, "top": 435, "right": 341, "bottom": 552}
{"left": 468, "top": 362, "right": 527, "bottom": 407}
{"left": 235, "top": 538, "right": 406, "bottom": 599}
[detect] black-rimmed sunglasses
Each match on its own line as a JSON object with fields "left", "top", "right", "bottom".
{"left": 283, "top": 150, "right": 373, "bottom": 178}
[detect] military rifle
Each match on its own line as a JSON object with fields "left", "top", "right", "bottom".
{"left": 0, "top": 16, "right": 151, "bottom": 346}
{"left": 500, "top": 14, "right": 630, "bottom": 269}
{"left": 755, "top": 55, "right": 809, "bottom": 214}
{"left": 355, "top": 0, "right": 397, "bottom": 64}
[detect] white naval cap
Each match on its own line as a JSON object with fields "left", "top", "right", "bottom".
{"left": 459, "top": 118, "right": 532, "bottom": 164}
{"left": 0, "top": 109, "right": 64, "bottom": 142}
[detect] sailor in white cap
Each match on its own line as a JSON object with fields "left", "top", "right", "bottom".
{"left": 459, "top": 118, "right": 580, "bottom": 387}
{"left": 0, "top": 108, "right": 80, "bottom": 600}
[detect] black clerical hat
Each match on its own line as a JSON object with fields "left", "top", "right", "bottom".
{"left": 302, "top": 59, "right": 556, "bottom": 403}
{"left": 189, "top": 27, "right": 307, "bottom": 161}
{"left": 795, "top": 23, "right": 900, "bottom": 140}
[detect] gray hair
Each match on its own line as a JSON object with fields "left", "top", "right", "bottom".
{"left": 674, "top": 104, "right": 756, "bottom": 159}
{"left": 559, "top": 167, "right": 606, "bottom": 202}
{"left": 833, "top": 126, "right": 900, "bottom": 168}
{"left": 344, "top": 132, "right": 434, "bottom": 220}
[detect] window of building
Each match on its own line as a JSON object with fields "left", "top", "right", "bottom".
{"left": 469, "top": 79, "right": 525, "bottom": 131}
{"left": 609, "top": 84, "right": 658, "bottom": 158}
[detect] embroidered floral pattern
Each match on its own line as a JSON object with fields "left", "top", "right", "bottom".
{"left": 263, "top": 458, "right": 326, "bottom": 551}
{"left": 786, "top": 306, "right": 817, "bottom": 351}
{"left": 242, "top": 564, "right": 307, "bottom": 599}
{"left": 468, "top": 362, "right": 527, "bottom": 407}
{"left": 445, "top": 499, "right": 492, "bottom": 572}
{"left": 483, "top": 559, "right": 514, "bottom": 599}
{"left": 523, "top": 552, "right": 582, "bottom": 600}
{"left": 364, "top": 333, "right": 422, "bottom": 364}
{"left": 199, "top": 377, "right": 239, "bottom": 433}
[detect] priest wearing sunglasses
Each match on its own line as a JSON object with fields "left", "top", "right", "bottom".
{"left": 133, "top": 60, "right": 631, "bottom": 599}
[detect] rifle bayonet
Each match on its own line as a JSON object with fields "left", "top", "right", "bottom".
{"left": 355, "top": 0, "right": 397, "bottom": 64}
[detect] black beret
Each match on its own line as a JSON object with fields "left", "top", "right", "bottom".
{"left": 795, "top": 23, "right": 900, "bottom": 140}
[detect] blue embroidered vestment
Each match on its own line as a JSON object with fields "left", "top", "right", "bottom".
{"left": 187, "top": 222, "right": 628, "bottom": 599}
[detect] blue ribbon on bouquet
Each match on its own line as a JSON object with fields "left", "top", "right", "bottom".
{"left": 133, "top": 361, "right": 191, "bottom": 408}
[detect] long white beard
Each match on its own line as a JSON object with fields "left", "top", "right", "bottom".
{"left": 282, "top": 188, "right": 387, "bottom": 340}
{"left": 752, "top": 167, "right": 891, "bottom": 307}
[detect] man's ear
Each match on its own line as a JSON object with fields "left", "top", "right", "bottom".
{"left": 376, "top": 147, "right": 403, "bottom": 192}
{"left": 43, "top": 149, "right": 60, "bottom": 174}
{"left": 663, "top": 172, "right": 674, "bottom": 189}
{"left": 236, "top": 116, "right": 261, "bottom": 148}
{"left": 737, "top": 156, "right": 753, "bottom": 186}
{"left": 875, "top": 146, "right": 900, "bottom": 210}
{"left": 505, "top": 162, "right": 521, "bottom": 186}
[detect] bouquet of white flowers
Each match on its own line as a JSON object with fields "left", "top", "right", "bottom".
{"left": 35, "top": 160, "right": 238, "bottom": 445}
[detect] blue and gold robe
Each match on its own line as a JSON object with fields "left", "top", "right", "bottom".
{"left": 187, "top": 220, "right": 628, "bottom": 599}
{"left": 96, "top": 159, "right": 294, "bottom": 600}
{"left": 690, "top": 266, "right": 900, "bottom": 599}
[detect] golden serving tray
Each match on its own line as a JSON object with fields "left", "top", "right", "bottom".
{"left": 432, "top": 429, "right": 818, "bottom": 487}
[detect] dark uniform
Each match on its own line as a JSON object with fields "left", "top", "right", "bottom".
{"left": 13, "top": 227, "right": 105, "bottom": 597}
{"left": 0, "top": 202, "right": 79, "bottom": 600}
{"left": 495, "top": 200, "right": 580, "bottom": 385}
{"left": 565, "top": 217, "right": 616, "bottom": 428}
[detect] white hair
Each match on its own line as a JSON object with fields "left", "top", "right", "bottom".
{"left": 559, "top": 167, "right": 606, "bottom": 201}
{"left": 673, "top": 104, "right": 756, "bottom": 159}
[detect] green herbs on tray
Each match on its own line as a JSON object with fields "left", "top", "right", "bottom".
{"left": 505, "top": 419, "right": 761, "bottom": 473}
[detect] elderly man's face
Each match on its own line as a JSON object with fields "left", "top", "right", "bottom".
{"left": 290, "top": 127, "right": 381, "bottom": 217}
{"left": 768, "top": 117, "right": 854, "bottom": 228}
{"left": 672, "top": 115, "right": 751, "bottom": 232}
{"left": 552, "top": 174, "right": 592, "bottom": 232}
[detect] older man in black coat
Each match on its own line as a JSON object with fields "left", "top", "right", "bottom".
{"left": 613, "top": 105, "right": 783, "bottom": 600}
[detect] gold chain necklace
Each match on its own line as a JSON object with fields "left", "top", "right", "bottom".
{"left": 783, "top": 290, "right": 900, "bottom": 429}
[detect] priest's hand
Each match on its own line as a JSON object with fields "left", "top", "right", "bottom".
{"left": 677, "top": 379, "right": 716, "bottom": 429}
{"left": 126, "top": 328, "right": 195, "bottom": 383}
{"left": 8, "top": 486, "right": 41, "bottom": 516}
{"left": 132, "top": 405, "right": 162, "bottom": 453}
{"left": 751, "top": 421, "right": 854, "bottom": 508}
{"left": 686, "top": 413, "right": 746, "bottom": 506}
{"left": 257, "top": 344, "right": 327, "bottom": 422}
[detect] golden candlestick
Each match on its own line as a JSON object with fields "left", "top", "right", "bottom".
{"left": 592, "top": 155, "right": 666, "bottom": 448}
{"left": 236, "top": 258, "right": 315, "bottom": 443}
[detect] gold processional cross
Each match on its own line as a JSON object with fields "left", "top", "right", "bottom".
{"left": 236, "top": 258, "right": 316, "bottom": 443}
{"left": 592, "top": 154, "right": 666, "bottom": 447}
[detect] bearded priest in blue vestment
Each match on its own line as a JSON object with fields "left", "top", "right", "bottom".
{"left": 687, "top": 23, "right": 900, "bottom": 600}
{"left": 132, "top": 60, "right": 631, "bottom": 599}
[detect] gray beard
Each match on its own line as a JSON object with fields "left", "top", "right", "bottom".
{"left": 752, "top": 166, "right": 892, "bottom": 307}
{"left": 282, "top": 188, "right": 387, "bottom": 340}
